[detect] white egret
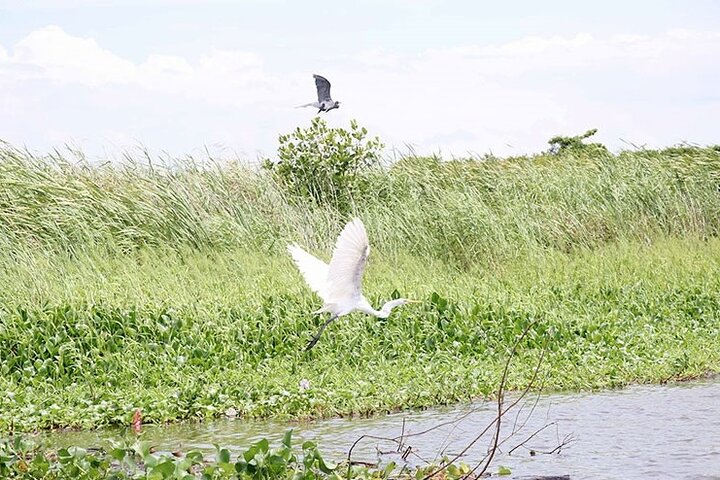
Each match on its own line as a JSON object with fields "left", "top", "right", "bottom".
{"left": 288, "top": 218, "right": 418, "bottom": 350}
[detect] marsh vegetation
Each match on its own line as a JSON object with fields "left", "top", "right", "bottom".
{"left": 0, "top": 125, "right": 719, "bottom": 433}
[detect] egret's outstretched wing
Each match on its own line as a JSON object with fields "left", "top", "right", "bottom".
{"left": 313, "top": 74, "right": 332, "bottom": 103}
{"left": 288, "top": 244, "right": 329, "bottom": 301}
{"left": 326, "top": 218, "right": 370, "bottom": 303}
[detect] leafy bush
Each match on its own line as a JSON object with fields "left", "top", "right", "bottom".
{"left": 0, "top": 431, "right": 480, "bottom": 480}
{"left": 0, "top": 430, "right": 339, "bottom": 479}
{"left": 263, "top": 118, "right": 384, "bottom": 211}
{"left": 548, "top": 128, "right": 609, "bottom": 156}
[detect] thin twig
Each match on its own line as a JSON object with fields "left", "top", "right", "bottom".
{"left": 391, "top": 404, "right": 483, "bottom": 440}
{"left": 473, "top": 335, "right": 549, "bottom": 477}
{"left": 422, "top": 320, "right": 539, "bottom": 480}
{"left": 508, "top": 422, "right": 556, "bottom": 455}
{"left": 397, "top": 418, "right": 406, "bottom": 453}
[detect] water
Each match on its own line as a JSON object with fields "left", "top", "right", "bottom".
{"left": 43, "top": 377, "right": 720, "bottom": 479}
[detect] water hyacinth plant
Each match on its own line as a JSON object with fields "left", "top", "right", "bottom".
{"left": 0, "top": 430, "right": 341, "bottom": 479}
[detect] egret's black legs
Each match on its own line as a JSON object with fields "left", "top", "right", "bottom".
{"left": 305, "top": 315, "right": 338, "bottom": 351}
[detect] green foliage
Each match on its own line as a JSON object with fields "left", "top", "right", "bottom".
{"left": 548, "top": 128, "right": 609, "bottom": 155}
{"left": 262, "top": 118, "right": 384, "bottom": 210}
{"left": 2, "top": 141, "right": 720, "bottom": 262}
{"left": 497, "top": 465, "right": 512, "bottom": 476}
{"left": 0, "top": 430, "right": 343, "bottom": 479}
{"left": 1, "top": 140, "right": 720, "bottom": 431}
{"left": 0, "top": 431, "right": 485, "bottom": 480}
{"left": 3, "top": 141, "right": 720, "bottom": 264}
{"left": 0, "top": 238, "right": 719, "bottom": 431}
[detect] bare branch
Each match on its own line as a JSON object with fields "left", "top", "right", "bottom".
{"left": 508, "top": 422, "right": 557, "bottom": 455}
{"left": 346, "top": 318, "right": 573, "bottom": 480}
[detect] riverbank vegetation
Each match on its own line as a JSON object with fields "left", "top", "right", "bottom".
{"left": 0, "top": 430, "right": 404, "bottom": 479}
{"left": 0, "top": 125, "right": 719, "bottom": 431}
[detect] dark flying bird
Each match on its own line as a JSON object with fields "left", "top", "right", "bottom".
{"left": 297, "top": 74, "right": 341, "bottom": 114}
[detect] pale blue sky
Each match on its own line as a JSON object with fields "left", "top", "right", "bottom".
{"left": 1, "top": 0, "right": 718, "bottom": 159}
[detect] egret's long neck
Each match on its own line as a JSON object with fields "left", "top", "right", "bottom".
{"left": 357, "top": 299, "right": 385, "bottom": 318}
{"left": 358, "top": 298, "right": 404, "bottom": 319}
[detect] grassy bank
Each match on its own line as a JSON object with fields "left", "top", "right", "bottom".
{"left": 0, "top": 141, "right": 719, "bottom": 431}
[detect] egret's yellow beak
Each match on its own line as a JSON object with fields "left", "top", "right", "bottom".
{"left": 406, "top": 299, "right": 421, "bottom": 304}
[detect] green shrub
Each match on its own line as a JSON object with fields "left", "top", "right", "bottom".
{"left": 548, "top": 128, "right": 609, "bottom": 156}
{"left": 262, "top": 118, "right": 384, "bottom": 211}
{"left": 0, "top": 430, "right": 341, "bottom": 479}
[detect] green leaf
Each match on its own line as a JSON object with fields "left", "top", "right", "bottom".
{"left": 108, "top": 448, "right": 126, "bottom": 461}
{"left": 144, "top": 454, "right": 160, "bottom": 468}
{"left": 57, "top": 448, "right": 72, "bottom": 463}
{"left": 235, "top": 460, "right": 248, "bottom": 474}
{"left": 186, "top": 450, "right": 204, "bottom": 464}
{"left": 30, "top": 454, "right": 50, "bottom": 475}
{"left": 498, "top": 465, "right": 512, "bottom": 475}
{"left": 217, "top": 448, "right": 230, "bottom": 464}
{"left": 266, "top": 454, "right": 287, "bottom": 473}
{"left": 283, "top": 429, "right": 293, "bottom": 449}
{"left": 256, "top": 438, "right": 270, "bottom": 453}
{"left": 68, "top": 446, "right": 87, "bottom": 460}
{"left": 382, "top": 461, "right": 397, "bottom": 478}
{"left": 243, "top": 445, "right": 258, "bottom": 463}
{"left": 134, "top": 440, "right": 154, "bottom": 458}
{"left": 149, "top": 458, "right": 175, "bottom": 478}
{"left": 176, "top": 458, "right": 193, "bottom": 472}
{"left": 316, "top": 454, "right": 336, "bottom": 474}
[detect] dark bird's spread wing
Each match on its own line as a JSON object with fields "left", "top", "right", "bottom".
{"left": 313, "top": 74, "right": 333, "bottom": 103}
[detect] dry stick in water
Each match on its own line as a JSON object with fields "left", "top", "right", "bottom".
{"left": 473, "top": 344, "right": 550, "bottom": 470}
{"left": 346, "top": 402, "right": 496, "bottom": 473}
{"left": 471, "top": 328, "right": 549, "bottom": 478}
{"left": 507, "top": 422, "right": 557, "bottom": 455}
{"left": 510, "top": 373, "right": 548, "bottom": 436}
{"left": 418, "top": 320, "right": 543, "bottom": 480}
{"left": 347, "top": 400, "right": 481, "bottom": 467}
{"left": 508, "top": 418, "right": 576, "bottom": 457}
{"left": 346, "top": 320, "right": 559, "bottom": 479}
{"left": 345, "top": 383, "right": 509, "bottom": 469}
{"left": 346, "top": 434, "right": 431, "bottom": 474}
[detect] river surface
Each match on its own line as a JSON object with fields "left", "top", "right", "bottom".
{"left": 44, "top": 377, "right": 720, "bottom": 479}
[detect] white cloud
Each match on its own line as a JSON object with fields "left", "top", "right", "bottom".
{"left": 464, "top": 33, "right": 594, "bottom": 57}
{"left": 345, "top": 29, "right": 720, "bottom": 154}
{"left": 1, "top": 26, "right": 274, "bottom": 106}
{"left": 198, "top": 49, "right": 262, "bottom": 73}
{"left": 361, "top": 29, "right": 720, "bottom": 76}
{"left": 12, "top": 26, "right": 136, "bottom": 86}
{"left": 0, "top": 25, "right": 718, "bottom": 158}
{"left": 142, "top": 54, "right": 193, "bottom": 75}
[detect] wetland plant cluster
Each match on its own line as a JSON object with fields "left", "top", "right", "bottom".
{"left": 0, "top": 124, "right": 719, "bottom": 432}
{"left": 0, "top": 430, "right": 489, "bottom": 480}
{"left": 2, "top": 429, "right": 461, "bottom": 480}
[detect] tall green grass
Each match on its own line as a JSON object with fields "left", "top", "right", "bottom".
{"left": 2, "top": 141, "right": 719, "bottom": 262}
{"left": 0, "top": 141, "right": 719, "bottom": 431}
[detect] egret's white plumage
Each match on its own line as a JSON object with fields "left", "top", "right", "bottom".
{"left": 288, "top": 218, "right": 416, "bottom": 350}
{"left": 286, "top": 244, "right": 329, "bottom": 300}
